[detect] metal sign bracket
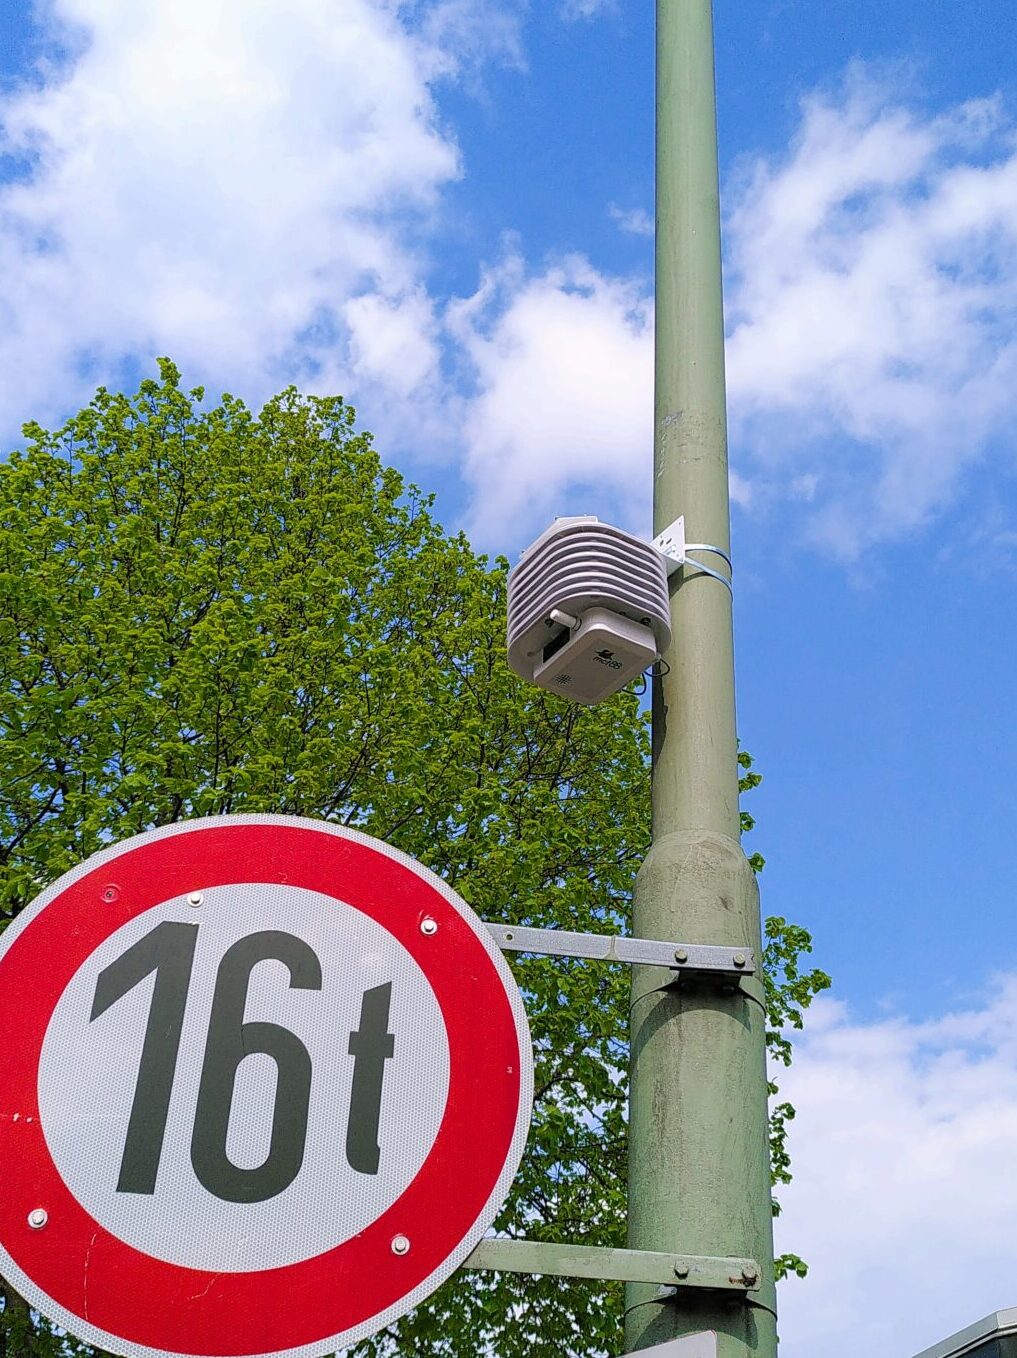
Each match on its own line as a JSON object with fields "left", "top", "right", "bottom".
{"left": 473, "top": 924, "right": 772, "bottom": 1310}
{"left": 484, "top": 922, "right": 754, "bottom": 977}
{"left": 464, "top": 1238, "right": 763, "bottom": 1298}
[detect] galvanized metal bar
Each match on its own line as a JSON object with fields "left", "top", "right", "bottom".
{"left": 484, "top": 923, "right": 755, "bottom": 975}
{"left": 463, "top": 1238, "right": 761, "bottom": 1294}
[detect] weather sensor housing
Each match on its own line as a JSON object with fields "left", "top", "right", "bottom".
{"left": 507, "top": 517, "right": 672, "bottom": 705}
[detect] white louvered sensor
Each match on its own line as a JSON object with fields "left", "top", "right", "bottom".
{"left": 506, "top": 517, "right": 672, "bottom": 706}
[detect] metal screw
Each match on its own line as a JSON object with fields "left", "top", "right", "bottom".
{"left": 391, "top": 1235, "right": 411, "bottom": 1256}
{"left": 674, "top": 948, "right": 688, "bottom": 964}
{"left": 27, "top": 1209, "right": 47, "bottom": 1229}
{"left": 741, "top": 1266, "right": 758, "bottom": 1286}
{"left": 101, "top": 885, "right": 120, "bottom": 904}
{"left": 420, "top": 918, "right": 438, "bottom": 936}
{"left": 674, "top": 1262, "right": 689, "bottom": 1279}
{"left": 732, "top": 954, "right": 747, "bottom": 968}
{"left": 187, "top": 892, "right": 203, "bottom": 908}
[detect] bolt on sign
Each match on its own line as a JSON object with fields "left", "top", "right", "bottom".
{"left": 0, "top": 817, "right": 533, "bottom": 1358}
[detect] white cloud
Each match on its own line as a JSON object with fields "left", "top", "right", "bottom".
{"left": 775, "top": 981, "right": 1017, "bottom": 1357}
{"left": 345, "top": 288, "right": 442, "bottom": 400}
{"left": 608, "top": 203, "right": 654, "bottom": 237}
{"left": 446, "top": 70, "right": 1017, "bottom": 556}
{"left": 412, "top": 0, "right": 525, "bottom": 83}
{"left": 447, "top": 250, "right": 654, "bottom": 540}
{"left": 559, "top": 0, "right": 617, "bottom": 19}
{"left": 0, "top": 0, "right": 511, "bottom": 437}
{"left": 5, "top": 23, "right": 1017, "bottom": 566}
{"left": 725, "top": 69, "right": 1017, "bottom": 553}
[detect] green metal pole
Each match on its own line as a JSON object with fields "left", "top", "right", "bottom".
{"left": 624, "top": 1, "right": 777, "bottom": 1355}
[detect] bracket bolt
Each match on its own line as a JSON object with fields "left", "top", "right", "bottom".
{"left": 674, "top": 949, "right": 688, "bottom": 964}
{"left": 101, "top": 885, "right": 120, "bottom": 904}
{"left": 187, "top": 892, "right": 203, "bottom": 908}
{"left": 732, "top": 954, "right": 747, "bottom": 968}
{"left": 391, "top": 1235, "right": 411, "bottom": 1256}
{"left": 27, "top": 1209, "right": 47, "bottom": 1229}
{"left": 673, "top": 1263, "right": 689, "bottom": 1279}
{"left": 420, "top": 918, "right": 438, "bottom": 936}
{"left": 741, "top": 1266, "right": 758, "bottom": 1286}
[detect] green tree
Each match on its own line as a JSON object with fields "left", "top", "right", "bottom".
{"left": 739, "top": 751, "right": 832, "bottom": 1284}
{"left": 0, "top": 362, "right": 827, "bottom": 1358}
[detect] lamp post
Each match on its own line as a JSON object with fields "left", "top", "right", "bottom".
{"left": 624, "top": 2, "right": 778, "bottom": 1354}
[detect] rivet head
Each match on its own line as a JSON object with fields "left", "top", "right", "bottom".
{"left": 27, "top": 1209, "right": 47, "bottom": 1229}
{"left": 391, "top": 1235, "right": 411, "bottom": 1256}
{"left": 187, "top": 892, "right": 203, "bottom": 908}
{"left": 732, "top": 954, "right": 747, "bottom": 968}
{"left": 419, "top": 918, "right": 438, "bottom": 936}
{"left": 674, "top": 949, "right": 688, "bottom": 964}
{"left": 101, "top": 884, "right": 120, "bottom": 904}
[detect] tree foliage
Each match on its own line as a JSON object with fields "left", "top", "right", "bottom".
{"left": 0, "top": 362, "right": 828, "bottom": 1357}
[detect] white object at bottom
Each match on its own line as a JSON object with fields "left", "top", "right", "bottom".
{"left": 623, "top": 1335, "right": 718, "bottom": 1358}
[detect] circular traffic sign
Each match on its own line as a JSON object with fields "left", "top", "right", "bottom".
{"left": 0, "top": 816, "right": 532, "bottom": 1358}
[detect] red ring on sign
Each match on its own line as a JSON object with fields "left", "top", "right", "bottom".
{"left": 0, "top": 822, "right": 526, "bottom": 1355}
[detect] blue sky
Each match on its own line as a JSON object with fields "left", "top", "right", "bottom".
{"left": 2, "top": 2, "right": 1017, "bottom": 1355}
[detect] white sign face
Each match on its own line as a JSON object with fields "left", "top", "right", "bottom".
{"left": 38, "top": 883, "right": 451, "bottom": 1273}
{"left": 0, "top": 817, "right": 533, "bottom": 1358}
